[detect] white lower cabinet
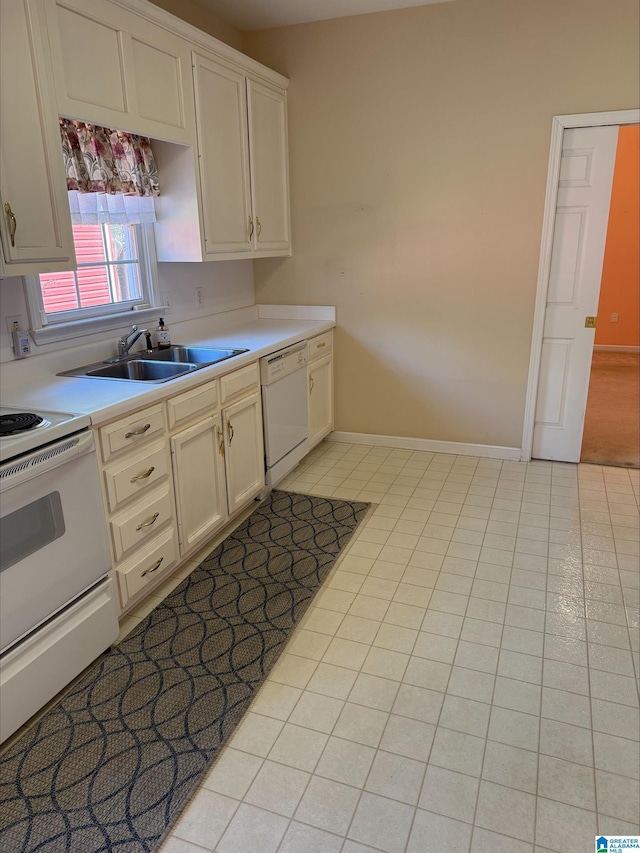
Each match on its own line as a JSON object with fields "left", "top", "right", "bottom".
{"left": 171, "top": 413, "right": 227, "bottom": 556}
{"left": 97, "top": 350, "right": 331, "bottom": 614}
{"left": 168, "top": 366, "right": 264, "bottom": 556}
{"left": 307, "top": 332, "right": 334, "bottom": 449}
{"left": 97, "top": 402, "right": 178, "bottom": 611}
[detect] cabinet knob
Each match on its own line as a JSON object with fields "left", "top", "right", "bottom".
{"left": 4, "top": 203, "right": 17, "bottom": 247}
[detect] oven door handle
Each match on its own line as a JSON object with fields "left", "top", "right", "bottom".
{"left": 0, "top": 431, "right": 95, "bottom": 490}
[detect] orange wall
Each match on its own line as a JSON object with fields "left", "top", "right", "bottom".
{"left": 596, "top": 124, "right": 640, "bottom": 347}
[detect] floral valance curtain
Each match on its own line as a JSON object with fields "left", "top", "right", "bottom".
{"left": 59, "top": 118, "right": 159, "bottom": 225}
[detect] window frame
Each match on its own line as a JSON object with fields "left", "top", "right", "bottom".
{"left": 24, "top": 223, "right": 164, "bottom": 345}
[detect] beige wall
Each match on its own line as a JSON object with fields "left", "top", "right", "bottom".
{"left": 148, "top": 0, "right": 243, "bottom": 49}
{"left": 244, "top": 0, "right": 639, "bottom": 449}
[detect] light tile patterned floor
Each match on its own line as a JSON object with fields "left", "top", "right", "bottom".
{"left": 161, "top": 441, "right": 640, "bottom": 853}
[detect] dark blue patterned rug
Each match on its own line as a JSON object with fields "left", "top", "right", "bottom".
{"left": 0, "top": 490, "right": 369, "bottom": 853}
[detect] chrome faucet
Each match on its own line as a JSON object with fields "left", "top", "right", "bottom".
{"left": 117, "top": 325, "right": 152, "bottom": 358}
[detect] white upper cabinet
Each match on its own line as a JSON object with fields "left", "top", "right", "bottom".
{"left": 0, "top": 0, "right": 75, "bottom": 275}
{"left": 42, "top": 0, "right": 196, "bottom": 144}
{"left": 1, "top": 0, "right": 291, "bottom": 269}
{"left": 155, "top": 51, "right": 291, "bottom": 263}
{"left": 247, "top": 80, "right": 291, "bottom": 253}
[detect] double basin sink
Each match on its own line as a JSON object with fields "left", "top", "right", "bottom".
{"left": 59, "top": 345, "right": 249, "bottom": 383}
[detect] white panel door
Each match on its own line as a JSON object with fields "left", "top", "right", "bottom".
{"left": 223, "top": 392, "right": 265, "bottom": 515}
{"left": 308, "top": 354, "right": 334, "bottom": 449}
{"left": 193, "top": 55, "right": 252, "bottom": 255}
{"left": 532, "top": 126, "right": 618, "bottom": 462}
{"left": 247, "top": 80, "right": 291, "bottom": 254}
{"left": 171, "top": 415, "right": 228, "bottom": 556}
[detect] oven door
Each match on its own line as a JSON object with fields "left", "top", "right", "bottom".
{"left": 0, "top": 430, "right": 112, "bottom": 652}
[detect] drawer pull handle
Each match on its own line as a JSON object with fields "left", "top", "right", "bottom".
{"left": 256, "top": 216, "right": 262, "bottom": 239}
{"left": 130, "top": 466, "right": 155, "bottom": 483}
{"left": 141, "top": 556, "right": 163, "bottom": 577}
{"left": 227, "top": 421, "right": 234, "bottom": 444}
{"left": 248, "top": 216, "right": 254, "bottom": 241}
{"left": 136, "top": 512, "right": 159, "bottom": 531}
{"left": 4, "top": 203, "right": 17, "bottom": 247}
{"left": 317, "top": 341, "right": 326, "bottom": 348}
{"left": 309, "top": 376, "right": 314, "bottom": 393}
{"left": 125, "top": 423, "right": 151, "bottom": 439}
{"left": 217, "top": 425, "right": 225, "bottom": 456}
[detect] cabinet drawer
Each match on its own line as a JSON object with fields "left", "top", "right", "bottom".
{"left": 100, "top": 403, "right": 166, "bottom": 462}
{"left": 307, "top": 331, "right": 332, "bottom": 362}
{"left": 220, "top": 362, "right": 259, "bottom": 404}
{"left": 167, "top": 379, "right": 219, "bottom": 431}
{"left": 115, "top": 526, "right": 178, "bottom": 608}
{"left": 104, "top": 440, "right": 169, "bottom": 512}
{"left": 110, "top": 483, "right": 173, "bottom": 562}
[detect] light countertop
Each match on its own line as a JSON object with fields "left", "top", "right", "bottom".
{"left": 0, "top": 306, "right": 335, "bottom": 427}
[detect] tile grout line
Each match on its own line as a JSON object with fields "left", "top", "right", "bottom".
{"left": 534, "top": 464, "right": 555, "bottom": 851}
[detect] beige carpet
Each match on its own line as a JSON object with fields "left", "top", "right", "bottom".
{"left": 581, "top": 350, "right": 639, "bottom": 468}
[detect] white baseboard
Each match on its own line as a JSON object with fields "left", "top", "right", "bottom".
{"left": 593, "top": 345, "right": 640, "bottom": 353}
{"left": 327, "top": 431, "right": 523, "bottom": 461}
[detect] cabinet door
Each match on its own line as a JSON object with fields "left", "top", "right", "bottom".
{"left": 0, "top": 0, "right": 75, "bottom": 274}
{"left": 171, "top": 414, "right": 228, "bottom": 556}
{"left": 247, "top": 79, "right": 291, "bottom": 254}
{"left": 223, "top": 391, "right": 265, "bottom": 514}
{"left": 43, "top": 0, "right": 195, "bottom": 143}
{"left": 308, "top": 354, "right": 334, "bottom": 448}
{"left": 193, "top": 54, "right": 252, "bottom": 256}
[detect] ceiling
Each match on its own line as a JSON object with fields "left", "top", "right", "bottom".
{"left": 193, "top": 0, "right": 454, "bottom": 32}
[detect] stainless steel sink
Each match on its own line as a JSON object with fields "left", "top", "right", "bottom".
{"left": 58, "top": 344, "right": 249, "bottom": 382}
{"left": 84, "top": 360, "right": 197, "bottom": 382}
{"left": 145, "top": 346, "right": 248, "bottom": 365}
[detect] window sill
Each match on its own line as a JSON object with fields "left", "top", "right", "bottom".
{"left": 31, "top": 306, "right": 167, "bottom": 346}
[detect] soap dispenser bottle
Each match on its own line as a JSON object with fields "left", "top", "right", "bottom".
{"left": 156, "top": 317, "right": 171, "bottom": 349}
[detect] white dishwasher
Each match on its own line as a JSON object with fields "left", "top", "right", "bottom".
{"left": 260, "top": 342, "right": 309, "bottom": 488}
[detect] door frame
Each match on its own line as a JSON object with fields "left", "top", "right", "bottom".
{"left": 521, "top": 108, "right": 640, "bottom": 462}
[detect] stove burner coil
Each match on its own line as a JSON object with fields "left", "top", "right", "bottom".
{"left": 0, "top": 412, "right": 44, "bottom": 436}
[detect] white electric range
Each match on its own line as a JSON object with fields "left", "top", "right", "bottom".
{"left": 0, "top": 405, "right": 118, "bottom": 744}
{"left": 0, "top": 406, "right": 91, "bottom": 462}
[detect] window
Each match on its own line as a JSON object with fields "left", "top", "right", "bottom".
{"left": 40, "top": 223, "right": 146, "bottom": 320}
{"left": 25, "top": 222, "right": 161, "bottom": 344}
